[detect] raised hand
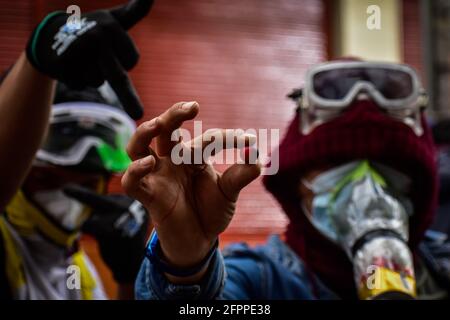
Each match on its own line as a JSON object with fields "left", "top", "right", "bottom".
{"left": 26, "top": 0, "right": 154, "bottom": 119}
{"left": 121, "top": 101, "right": 261, "bottom": 269}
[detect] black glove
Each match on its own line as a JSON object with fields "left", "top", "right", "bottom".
{"left": 63, "top": 184, "right": 150, "bottom": 284}
{"left": 26, "top": 0, "right": 154, "bottom": 119}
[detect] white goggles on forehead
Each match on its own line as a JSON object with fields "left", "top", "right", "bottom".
{"left": 36, "top": 102, "right": 136, "bottom": 173}
{"left": 296, "top": 62, "right": 428, "bottom": 136}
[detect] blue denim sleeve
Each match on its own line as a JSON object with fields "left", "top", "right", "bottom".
{"left": 134, "top": 246, "right": 264, "bottom": 300}
{"left": 219, "top": 253, "right": 265, "bottom": 299}
{"left": 134, "top": 248, "right": 225, "bottom": 300}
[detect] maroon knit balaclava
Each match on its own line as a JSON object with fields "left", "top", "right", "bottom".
{"left": 263, "top": 94, "right": 438, "bottom": 299}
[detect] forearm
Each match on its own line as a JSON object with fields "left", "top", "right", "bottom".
{"left": 0, "top": 52, "right": 55, "bottom": 211}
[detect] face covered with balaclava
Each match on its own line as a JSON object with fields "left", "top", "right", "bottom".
{"left": 13, "top": 165, "right": 106, "bottom": 249}
{"left": 4, "top": 83, "right": 136, "bottom": 250}
{"left": 263, "top": 61, "right": 438, "bottom": 299}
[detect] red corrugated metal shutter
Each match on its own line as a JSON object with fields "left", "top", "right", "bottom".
{"left": 1, "top": 0, "right": 327, "bottom": 296}
{"left": 1, "top": 0, "right": 425, "bottom": 298}
{"left": 125, "top": 0, "right": 328, "bottom": 244}
{"left": 1, "top": 0, "right": 327, "bottom": 245}
{"left": 0, "top": 0, "right": 34, "bottom": 69}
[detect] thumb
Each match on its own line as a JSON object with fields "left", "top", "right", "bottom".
{"left": 109, "top": 0, "right": 155, "bottom": 30}
{"left": 219, "top": 160, "right": 261, "bottom": 202}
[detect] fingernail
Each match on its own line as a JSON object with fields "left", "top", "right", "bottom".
{"left": 182, "top": 101, "right": 197, "bottom": 110}
{"left": 140, "top": 155, "right": 154, "bottom": 167}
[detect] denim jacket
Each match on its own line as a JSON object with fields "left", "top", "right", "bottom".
{"left": 135, "top": 235, "right": 338, "bottom": 300}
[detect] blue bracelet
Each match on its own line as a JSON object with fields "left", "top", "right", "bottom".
{"left": 145, "top": 230, "right": 219, "bottom": 278}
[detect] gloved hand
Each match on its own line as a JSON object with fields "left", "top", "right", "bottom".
{"left": 26, "top": 0, "right": 154, "bottom": 119}
{"left": 63, "top": 184, "right": 150, "bottom": 284}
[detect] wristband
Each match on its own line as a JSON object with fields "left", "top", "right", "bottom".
{"left": 26, "top": 11, "right": 66, "bottom": 71}
{"left": 145, "top": 230, "right": 218, "bottom": 278}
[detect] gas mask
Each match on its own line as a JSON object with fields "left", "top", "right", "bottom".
{"left": 5, "top": 190, "right": 90, "bottom": 249}
{"left": 302, "top": 160, "right": 417, "bottom": 299}
{"left": 32, "top": 189, "right": 90, "bottom": 231}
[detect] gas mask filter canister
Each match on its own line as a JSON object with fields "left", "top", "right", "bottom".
{"left": 302, "top": 160, "right": 417, "bottom": 299}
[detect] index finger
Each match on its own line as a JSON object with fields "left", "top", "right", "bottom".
{"left": 126, "top": 102, "right": 199, "bottom": 160}
{"left": 109, "top": 0, "right": 154, "bottom": 30}
{"left": 100, "top": 54, "right": 144, "bottom": 120}
{"left": 126, "top": 117, "right": 161, "bottom": 161}
{"left": 155, "top": 101, "right": 199, "bottom": 156}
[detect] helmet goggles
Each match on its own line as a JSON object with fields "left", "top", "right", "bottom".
{"left": 298, "top": 62, "right": 428, "bottom": 136}
{"left": 36, "top": 102, "right": 136, "bottom": 173}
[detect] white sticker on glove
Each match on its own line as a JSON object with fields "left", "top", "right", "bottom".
{"left": 52, "top": 16, "right": 97, "bottom": 56}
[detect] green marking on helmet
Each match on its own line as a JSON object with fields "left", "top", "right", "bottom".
{"left": 96, "top": 134, "right": 131, "bottom": 173}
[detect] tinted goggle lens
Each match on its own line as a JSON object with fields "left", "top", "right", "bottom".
{"left": 39, "top": 120, "right": 131, "bottom": 173}
{"left": 42, "top": 120, "right": 117, "bottom": 153}
{"left": 313, "top": 67, "right": 414, "bottom": 100}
